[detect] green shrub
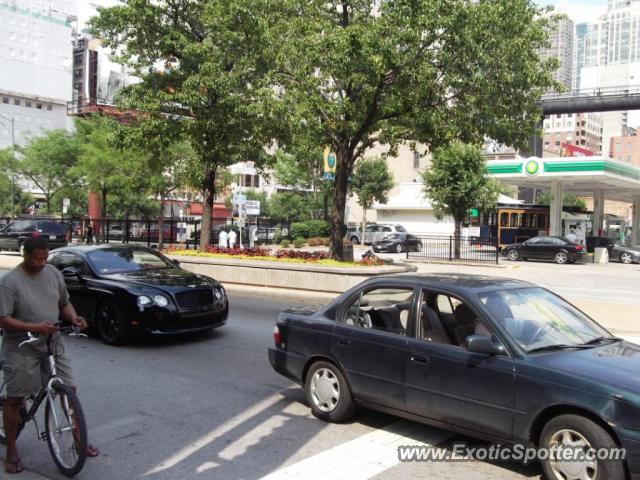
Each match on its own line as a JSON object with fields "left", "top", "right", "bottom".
{"left": 290, "top": 222, "right": 309, "bottom": 239}
{"left": 280, "top": 239, "right": 290, "bottom": 248}
{"left": 274, "top": 232, "right": 283, "bottom": 244}
{"left": 305, "top": 220, "right": 330, "bottom": 238}
{"left": 293, "top": 237, "right": 306, "bottom": 248}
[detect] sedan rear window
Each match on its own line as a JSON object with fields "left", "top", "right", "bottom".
{"left": 86, "top": 248, "right": 172, "bottom": 274}
{"left": 38, "top": 221, "right": 66, "bottom": 234}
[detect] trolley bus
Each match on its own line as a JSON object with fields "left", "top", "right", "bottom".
{"left": 479, "top": 204, "right": 550, "bottom": 248}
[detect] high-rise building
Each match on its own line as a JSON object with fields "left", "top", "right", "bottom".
{"left": 0, "top": 0, "right": 77, "bottom": 149}
{"left": 543, "top": 112, "right": 603, "bottom": 156}
{"left": 540, "top": 16, "right": 574, "bottom": 92}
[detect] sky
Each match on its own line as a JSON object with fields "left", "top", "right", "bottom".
{"left": 534, "top": 0, "right": 608, "bottom": 24}
{"left": 78, "top": 0, "right": 121, "bottom": 29}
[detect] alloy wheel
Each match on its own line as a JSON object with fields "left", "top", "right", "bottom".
{"left": 555, "top": 252, "right": 568, "bottom": 264}
{"left": 507, "top": 249, "right": 519, "bottom": 261}
{"left": 620, "top": 252, "right": 633, "bottom": 264}
{"left": 309, "top": 368, "right": 340, "bottom": 413}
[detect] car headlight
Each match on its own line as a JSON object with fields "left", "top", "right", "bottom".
{"left": 213, "top": 286, "right": 223, "bottom": 300}
{"left": 154, "top": 295, "right": 169, "bottom": 307}
{"left": 137, "top": 295, "right": 152, "bottom": 307}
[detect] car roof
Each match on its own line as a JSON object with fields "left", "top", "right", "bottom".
{"left": 54, "top": 244, "right": 155, "bottom": 254}
{"left": 370, "top": 273, "right": 534, "bottom": 294}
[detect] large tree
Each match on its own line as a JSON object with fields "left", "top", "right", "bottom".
{"left": 422, "top": 141, "right": 499, "bottom": 258}
{"left": 268, "top": 0, "right": 558, "bottom": 259}
{"left": 350, "top": 157, "right": 394, "bottom": 245}
{"left": 15, "top": 130, "right": 80, "bottom": 214}
{"left": 91, "top": 0, "right": 275, "bottom": 250}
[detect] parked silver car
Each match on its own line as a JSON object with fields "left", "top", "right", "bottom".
{"left": 347, "top": 224, "right": 407, "bottom": 244}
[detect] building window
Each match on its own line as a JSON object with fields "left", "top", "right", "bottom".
{"left": 46, "top": 104, "right": 52, "bottom": 111}
{"left": 2, "top": 97, "right": 8, "bottom": 104}
{"left": 14, "top": 98, "right": 20, "bottom": 106}
{"left": 36, "top": 103, "right": 42, "bottom": 109}
{"left": 25, "top": 101, "right": 31, "bottom": 107}
{"left": 413, "top": 151, "right": 420, "bottom": 169}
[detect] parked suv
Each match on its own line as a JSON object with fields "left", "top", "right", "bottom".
{"left": 0, "top": 219, "right": 68, "bottom": 254}
{"left": 346, "top": 224, "right": 407, "bottom": 245}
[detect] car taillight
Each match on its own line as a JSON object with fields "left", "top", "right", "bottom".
{"left": 273, "top": 326, "right": 282, "bottom": 346}
{"left": 576, "top": 245, "right": 584, "bottom": 251}
{"left": 31, "top": 230, "right": 40, "bottom": 237}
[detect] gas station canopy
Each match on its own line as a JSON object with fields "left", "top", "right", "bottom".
{"left": 486, "top": 156, "right": 640, "bottom": 244}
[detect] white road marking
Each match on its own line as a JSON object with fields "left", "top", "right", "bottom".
{"left": 259, "top": 420, "right": 452, "bottom": 480}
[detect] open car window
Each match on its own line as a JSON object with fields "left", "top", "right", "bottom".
{"left": 86, "top": 248, "right": 173, "bottom": 274}
{"left": 343, "top": 287, "right": 414, "bottom": 336}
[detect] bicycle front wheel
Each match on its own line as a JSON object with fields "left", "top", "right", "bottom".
{"left": 45, "top": 383, "right": 87, "bottom": 477}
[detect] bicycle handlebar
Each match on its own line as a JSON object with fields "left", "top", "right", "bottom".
{"left": 18, "top": 323, "right": 87, "bottom": 347}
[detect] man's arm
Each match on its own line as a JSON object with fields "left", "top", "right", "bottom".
{"left": 0, "top": 315, "right": 59, "bottom": 335}
{"left": 59, "top": 303, "right": 88, "bottom": 330}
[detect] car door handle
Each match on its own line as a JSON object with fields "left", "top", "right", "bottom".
{"left": 337, "top": 339, "right": 351, "bottom": 346}
{"left": 410, "top": 355, "right": 429, "bottom": 364}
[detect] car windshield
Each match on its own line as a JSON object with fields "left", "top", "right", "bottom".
{"left": 479, "top": 287, "right": 610, "bottom": 353}
{"left": 86, "top": 248, "right": 173, "bottom": 274}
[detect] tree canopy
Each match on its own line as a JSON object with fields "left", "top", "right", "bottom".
{"left": 91, "top": 0, "right": 275, "bottom": 249}
{"left": 267, "top": 0, "right": 558, "bottom": 259}
{"left": 422, "top": 141, "right": 500, "bottom": 257}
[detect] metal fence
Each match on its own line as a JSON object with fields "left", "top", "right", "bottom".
{"left": 406, "top": 234, "right": 499, "bottom": 264}
{"left": 1, "top": 216, "right": 289, "bottom": 250}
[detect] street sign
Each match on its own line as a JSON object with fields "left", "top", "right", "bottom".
{"left": 62, "top": 198, "right": 70, "bottom": 207}
{"left": 245, "top": 200, "right": 260, "bottom": 216}
{"left": 62, "top": 205, "right": 68, "bottom": 214}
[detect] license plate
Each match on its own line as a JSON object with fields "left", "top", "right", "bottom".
{"left": 49, "top": 235, "right": 56, "bottom": 240}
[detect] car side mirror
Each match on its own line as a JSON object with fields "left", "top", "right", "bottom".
{"left": 61, "top": 267, "right": 84, "bottom": 281}
{"left": 465, "top": 334, "right": 506, "bottom": 356}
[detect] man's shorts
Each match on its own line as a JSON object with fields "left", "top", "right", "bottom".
{"left": 1, "top": 342, "right": 74, "bottom": 397}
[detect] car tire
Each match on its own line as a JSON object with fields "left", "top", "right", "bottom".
{"left": 507, "top": 249, "right": 520, "bottom": 261}
{"left": 554, "top": 251, "right": 569, "bottom": 264}
{"left": 305, "top": 361, "right": 355, "bottom": 423}
{"left": 540, "top": 414, "right": 625, "bottom": 480}
{"left": 95, "top": 299, "right": 128, "bottom": 345}
{"left": 620, "top": 252, "right": 633, "bottom": 264}
{"left": 395, "top": 244, "right": 402, "bottom": 253}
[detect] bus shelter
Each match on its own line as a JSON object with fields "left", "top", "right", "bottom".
{"left": 486, "top": 157, "right": 640, "bottom": 246}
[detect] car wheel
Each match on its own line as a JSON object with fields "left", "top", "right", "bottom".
{"left": 395, "top": 244, "right": 402, "bottom": 253}
{"left": 620, "top": 252, "right": 633, "bottom": 264}
{"left": 555, "top": 251, "right": 569, "bottom": 264}
{"left": 96, "top": 299, "right": 128, "bottom": 345}
{"left": 305, "top": 361, "right": 355, "bottom": 422}
{"left": 507, "top": 249, "right": 520, "bottom": 261}
{"left": 350, "top": 236, "right": 359, "bottom": 245}
{"left": 540, "top": 414, "right": 624, "bottom": 480}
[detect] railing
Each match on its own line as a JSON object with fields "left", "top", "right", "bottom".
{"left": 406, "top": 234, "right": 499, "bottom": 264}
{"left": 66, "top": 98, "right": 116, "bottom": 115}
{"left": 541, "top": 85, "right": 640, "bottom": 101}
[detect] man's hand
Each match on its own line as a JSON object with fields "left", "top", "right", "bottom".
{"left": 35, "top": 321, "right": 60, "bottom": 335}
{"left": 71, "top": 315, "right": 88, "bottom": 331}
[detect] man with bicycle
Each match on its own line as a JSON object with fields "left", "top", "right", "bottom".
{"left": 0, "top": 237, "right": 99, "bottom": 474}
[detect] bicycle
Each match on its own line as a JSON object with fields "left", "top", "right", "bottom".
{"left": 0, "top": 323, "right": 88, "bottom": 477}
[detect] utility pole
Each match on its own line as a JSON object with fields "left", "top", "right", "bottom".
{"left": 0, "top": 115, "right": 15, "bottom": 218}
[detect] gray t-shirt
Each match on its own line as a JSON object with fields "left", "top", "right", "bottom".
{"left": 0, "top": 264, "right": 69, "bottom": 344}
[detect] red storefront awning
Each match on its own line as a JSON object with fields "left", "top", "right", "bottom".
{"left": 187, "top": 202, "right": 231, "bottom": 219}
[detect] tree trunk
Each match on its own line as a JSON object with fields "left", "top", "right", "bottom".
{"left": 101, "top": 187, "right": 108, "bottom": 242}
{"left": 323, "top": 191, "right": 329, "bottom": 221}
{"left": 361, "top": 207, "right": 366, "bottom": 246}
{"left": 199, "top": 168, "right": 216, "bottom": 250}
{"left": 158, "top": 191, "right": 165, "bottom": 251}
{"left": 454, "top": 219, "right": 462, "bottom": 260}
{"left": 46, "top": 195, "right": 51, "bottom": 215}
{"left": 329, "top": 150, "right": 350, "bottom": 261}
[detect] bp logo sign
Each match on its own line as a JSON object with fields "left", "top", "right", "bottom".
{"left": 524, "top": 158, "right": 542, "bottom": 176}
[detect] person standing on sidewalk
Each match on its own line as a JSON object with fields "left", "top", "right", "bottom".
{"left": 0, "top": 237, "right": 100, "bottom": 474}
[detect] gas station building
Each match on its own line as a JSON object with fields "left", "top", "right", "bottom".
{"left": 486, "top": 157, "right": 640, "bottom": 246}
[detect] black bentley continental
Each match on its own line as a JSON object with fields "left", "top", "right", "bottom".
{"left": 48, "top": 245, "right": 228, "bottom": 345}
{"left": 269, "top": 274, "right": 640, "bottom": 480}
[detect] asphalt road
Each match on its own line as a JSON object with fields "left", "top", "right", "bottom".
{"left": 2, "top": 289, "right": 543, "bottom": 480}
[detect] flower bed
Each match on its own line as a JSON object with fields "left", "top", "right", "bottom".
{"left": 167, "top": 246, "right": 390, "bottom": 266}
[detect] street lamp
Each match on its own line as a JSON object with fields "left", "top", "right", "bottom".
{"left": 0, "top": 114, "right": 16, "bottom": 219}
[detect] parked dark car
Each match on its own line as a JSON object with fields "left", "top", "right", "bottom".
{"left": 269, "top": 274, "right": 640, "bottom": 479}
{"left": 503, "top": 235, "right": 586, "bottom": 264}
{"left": 609, "top": 244, "right": 640, "bottom": 264}
{"left": 0, "top": 219, "right": 68, "bottom": 254}
{"left": 372, "top": 233, "right": 423, "bottom": 253}
{"left": 47, "top": 245, "right": 228, "bottom": 345}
